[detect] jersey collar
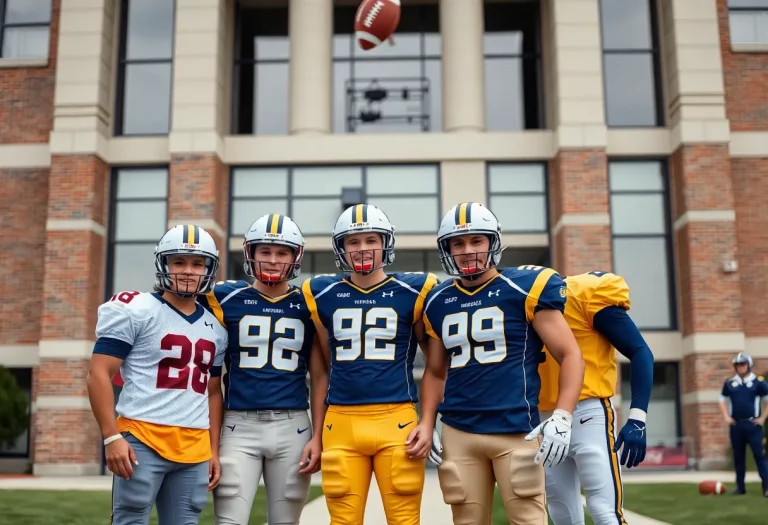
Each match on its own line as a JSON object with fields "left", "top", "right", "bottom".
{"left": 152, "top": 293, "right": 205, "bottom": 324}
{"left": 731, "top": 372, "right": 757, "bottom": 385}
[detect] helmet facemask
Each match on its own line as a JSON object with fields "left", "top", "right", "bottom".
{"left": 243, "top": 241, "right": 303, "bottom": 286}
{"left": 438, "top": 233, "right": 504, "bottom": 282}
{"left": 333, "top": 231, "right": 395, "bottom": 275}
{"left": 154, "top": 251, "right": 219, "bottom": 298}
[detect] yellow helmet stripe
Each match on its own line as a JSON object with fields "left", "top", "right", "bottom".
{"left": 267, "top": 213, "right": 281, "bottom": 234}
{"left": 355, "top": 204, "right": 366, "bottom": 223}
{"left": 186, "top": 224, "right": 197, "bottom": 244}
{"left": 456, "top": 202, "right": 472, "bottom": 225}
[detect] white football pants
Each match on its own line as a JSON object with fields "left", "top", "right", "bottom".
{"left": 542, "top": 398, "right": 628, "bottom": 525}
{"left": 213, "top": 409, "right": 312, "bottom": 525}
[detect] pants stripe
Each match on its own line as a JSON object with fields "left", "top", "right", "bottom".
{"left": 600, "top": 398, "right": 628, "bottom": 525}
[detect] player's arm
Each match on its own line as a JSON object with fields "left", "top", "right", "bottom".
{"left": 413, "top": 273, "right": 440, "bottom": 354}
{"left": 308, "top": 335, "right": 329, "bottom": 440}
{"left": 719, "top": 380, "right": 735, "bottom": 425}
{"left": 208, "top": 334, "right": 227, "bottom": 456}
{"left": 530, "top": 273, "right": 584, "bottom": 415}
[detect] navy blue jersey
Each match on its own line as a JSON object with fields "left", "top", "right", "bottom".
{"left": 199, "top": 280, "right": 316, "bottom": 411}
{"left": 302, "top": 272, "right": 438, "bottom": 406}
{"left": 424, "top": 266, "right": 567, "bottom": 435}
{"left": 721, "top": 373, "right": 768, "bottom": 421}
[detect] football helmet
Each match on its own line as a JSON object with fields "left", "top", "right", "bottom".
{"left": 332, "top": 204, "right": 395, "bottom": 274}
{"left": 437, "top": 202, "right": 503, "bottom": 281}
{"left": 154, "top": 224, "right": 219, "bottom": 298}
{"left": 243, "top": 213, "right": 305, "bottom": 284}
{"left": 732, "top": 352, "right": 753, "bottom": 371}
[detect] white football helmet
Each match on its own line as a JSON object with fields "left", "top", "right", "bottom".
{"left": 154, "top": 224, "right": 219, "bottom": 298}
{"left": 732, "top": 352, "right": 753, "bottom": 371}
{"left": 437, "top": 202, "right": 503, "bottom": 281}
{"left": 332, "top": 204, "right": 396, "bottom": 274}
{"left": 243, "top": 213, "right": 305, "bottom": 284}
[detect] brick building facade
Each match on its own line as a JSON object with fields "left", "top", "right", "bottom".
{"left": 0, "top": 0, "right": 766, "bottom": 475}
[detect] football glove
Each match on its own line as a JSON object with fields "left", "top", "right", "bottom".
{"left": 524, "top": 409, "right": 572, "bottom": 467}
{"left": 428, "top": 428, "right": 443, "bottom": 467}
{"left": 614, "top": 418, "right": 646, "bottom": 468}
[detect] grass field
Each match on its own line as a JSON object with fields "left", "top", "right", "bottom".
{"left": 0, "top": 487, "right": 324, "bottom": 525}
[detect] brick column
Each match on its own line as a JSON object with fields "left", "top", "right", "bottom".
{"left": 168, "top": 0, "right": 229, "bottom": 270}
{"left": 544, "top": 0, "right": 611, "bottom": 275}
{"left": 35, "top": 0, "right": 115, "bottom": 475}
{"left": 661, "top": 0, "right": 741, "bottom": 469}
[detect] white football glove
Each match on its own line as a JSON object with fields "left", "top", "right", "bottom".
{"left": 524, "top": 409, "right": 572, "bottom": 467}
{"left": 428, "top": 428, "right": 443, "bottom": 466}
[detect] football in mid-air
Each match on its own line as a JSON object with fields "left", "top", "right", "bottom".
{"left": 698, "top": 480, "right": 726, "bottom": 495}
{"left": 355, "top": 0, "right": 401, "bottom": 50}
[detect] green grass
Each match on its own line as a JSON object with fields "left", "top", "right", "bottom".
{"left": 0, "top": 487, "right": 324, "bottom": 525}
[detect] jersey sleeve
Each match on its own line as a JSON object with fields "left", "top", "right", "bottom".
{"left": 758, "top": 378, "right": 768, "bottom": 398}
{"left": 423, "top": 287, "right": 443, "bottom": 340}
{"left": 92, "top": 300, "right": 137, "bottom": 360}
{"left": 413, "top": 272, "right": 439, "bottom": 325}
{"left": 210, "top": 329, "right": 228, "bottom": 378}
{"left": 524, "top": 269, "right": 567, "bottom": 323}
{"left": 720, "top": 380, "right": 730, "bottom": 398}
{"left": 586, "top": 273, "right": 631, "bottom": 326}
{"left": 301, "top": 278, "right": 323, "bottom": 329}
{"left": 200, "top": 282, "right": 229, "bottom": 327}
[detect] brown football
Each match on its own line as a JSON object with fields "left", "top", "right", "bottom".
{"left": 698, "top": 480, "right": 726, "bottom": 495}
{"left": 354, "top": 0, "right": 401, "bottom": 50}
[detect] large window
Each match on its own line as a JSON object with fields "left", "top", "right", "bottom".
{"left": 620, "top": 362, "right": 680, "bottom": 448}
{"left": 107, "top": 168, "right": 169, "bottom": 295}
{"left": 599, "top": 0, "right": 662, "bottom": 127}
{"left": 0, "top": 0, "right": 51, "bottom": 59}
{"left": 484, "top": 2, "right": 543, "bottom": 131}
{"left": 115, "top": 0, "right": 175, "bottom": 136}
{"left": 229, "top": 165, "right": 441, "bottom": 237}
{"left": 487, "top": 163, "right": 548, "bottom": 233}
{"left": 608, "top": 161, "right": 674, "bottom": 330}
{"left": 233, "top": 6, "right": 289, "bottom": 135}
{"left": 728, "top": 0, "right": 768, "bottom": 45}
{"left": 0, "top": 368, "right": 31, "bottom": 458}
{"left": 333, "top": 4, "right": 441, "bottom": 133}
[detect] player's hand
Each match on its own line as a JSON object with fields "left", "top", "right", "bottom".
{"left": 725, "top": 416, "right": 736, "bottom": 426}
{"left": 428, "top": 428, "right": 443, "bottom": 467}
{"left": 525, "top": 409, "right": 572, "bottom": 467}
{"left": 299, "top": 437, "right": 322, "bottom": 475}
{"left": 105, "top": 437, "right": 138, "bottom": 480}
{"left": 614, "top": 418, "right": 646, "bottom": 468}
{"left": 208, "top": 454, "right": 221, "bottom": 491}
{"left": 404, "top": 423, "right": 432, "bottom": 460}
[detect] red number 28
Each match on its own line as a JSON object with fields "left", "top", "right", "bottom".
{"left": 156, "top": 334, "right": 215, "bottom": 395}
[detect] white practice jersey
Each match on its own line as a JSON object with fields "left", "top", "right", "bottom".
{"left": 94, "top": 291, "right": 228, "bottom": 429}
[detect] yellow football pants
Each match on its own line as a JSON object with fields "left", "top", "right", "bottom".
{"left": 321, "top": 403, "right": 425, "bottom": 525}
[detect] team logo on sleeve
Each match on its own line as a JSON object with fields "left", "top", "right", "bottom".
{"left": 559, "top": 287, "right": 566, "bottom": 298}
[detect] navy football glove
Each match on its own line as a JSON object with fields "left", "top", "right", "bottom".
{"left": 614, "top": 418, "right": 646, "bottom": 468}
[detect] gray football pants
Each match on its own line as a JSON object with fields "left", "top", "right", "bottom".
{"left": 213, "top": 409, "right": 312, "bottom": 525}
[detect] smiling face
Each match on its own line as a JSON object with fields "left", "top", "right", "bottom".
{"left": 342, "top": 232, "right": 384, "bottom": 273}
{"left": 250, "top": 243, "right": 296, "bottom": 283}
{"left": 165, "top": 254, "right": 207, "bottom": 294}
{"left": 448, "top": 234, "right": 491, "bottom": 275}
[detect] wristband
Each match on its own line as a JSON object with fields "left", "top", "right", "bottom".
{"left": 627, "top": 408, "right": 647, "bottom": 423}
{"left": 103, "top": 434, "right": 123, "bottom": 446}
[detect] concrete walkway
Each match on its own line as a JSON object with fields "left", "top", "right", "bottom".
{"left": 0, "top": 469, "right": 760, "bottom": 524}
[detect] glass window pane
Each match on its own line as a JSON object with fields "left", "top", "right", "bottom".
{"left": 232, "top": 168, "right": 289, "bottom": 197}
{"left": 292, "top": 167, "right": 363, "bottom": 196}
{"left": 366, "top": 166, "right": 438, "bottom": 195}
{"left": 115, "top": 202, "right": 167, "bottom": 241}
{"left": 122, "top": 63, "right": 172, "bottom": 135}
{"left": 254, "top": 63, "right": 289, "bottom": 135}
{"left": 484, "top": 32, "right": 523, "bottom": 55}
{"left": 424, "top": 33, "right": 441, "bottom": 56}
{"left": 613, "top": 237, "right": 671, "bottom": 329}
{"left": 333, "top": 35, "right": 351, "bottom": 58}
{"left": 729, "top": 12, "right": 768, "bottom": 44}
{"left": 230, "top": 199, "right": 289, "bottom": 236}
{"left": 485, "top": 57, "right": 525, "bottom": 131}
{"left": 425, "top": 59, "right": 443, "bottom": 132}
{"left": 609, "top": 162, "right": 664, "bottom": 192}
{"left": 611, "top": 195, "right": 666, "bottom": 235}
{"left": 228, "top": 250, "right": 248, "bottom": 281}
{"left": 291, "top": 199, "right": 341, "bottom": 235}
{"left": 0, "top": 369, "right": 30, "bottom": 455}
{"left": 489, "top": 164, "right": 545, "bottom": 194}
{"left": 333, "top": 61, "right": 352, "bottom": 133}
{"left": 4, "top": 0, "right": 51, "bottom": 23}
{"left": 489, "top": 195, "right": 547, "bottom": 232}
{"left": 126, "top": 0, "right": 175, "bottom": 60}
{"left": 367, "top": 197, "right": 439, "bottom": 233}
{"left": 604, "top": 53, "right": 658, "bottom": 127}
{"left": 112, "top": 243, "right": 157, "bottom": 294}
{"left": 117, "top": 169, "right": 168, "bottom": 199}
{"left": 1, "top": 27, "right": 49, "bottom": 59}
{"left": 387, "top": 250, "right": 425, "bottom": 273}
{"left": 600, "top": 0, "right": 652, "bottom": 50}
{"left": 729, "top": 0, "right": 768, "bottom": 8}
{"left": 255, "top": 36, "right": 290, "bottom": 60}
{"left": 352, "top": 33, "right": 421, "bottom": 58}
{"left": 312, "top": 252, "right": 339, "bottom": 274}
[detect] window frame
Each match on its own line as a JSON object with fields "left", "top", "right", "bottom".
{"left": 607, "top": 158, "right": 677, "bottom": 331}
{"left": 482, "top": 1, "right": 545, "bottom": 130}
{"left": 0, "top": 0, "right": 52, "bottom": 60}
{"left": 484, "top": 162, "right": 551, "bottom": 235}
{"left": 228, "top": 163, "right": 443, "bottom": 238}
{"left": 114, "top": 0, "right": 176, "bottom": 137}
{"left": 727, "top": 0, "right": 768, "bottom": 45}
{"left": 598, "top": 0, "right": 665, "bottom": 128}
{"left": 104, "top": 166, "right": 170, "bottom": 300}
